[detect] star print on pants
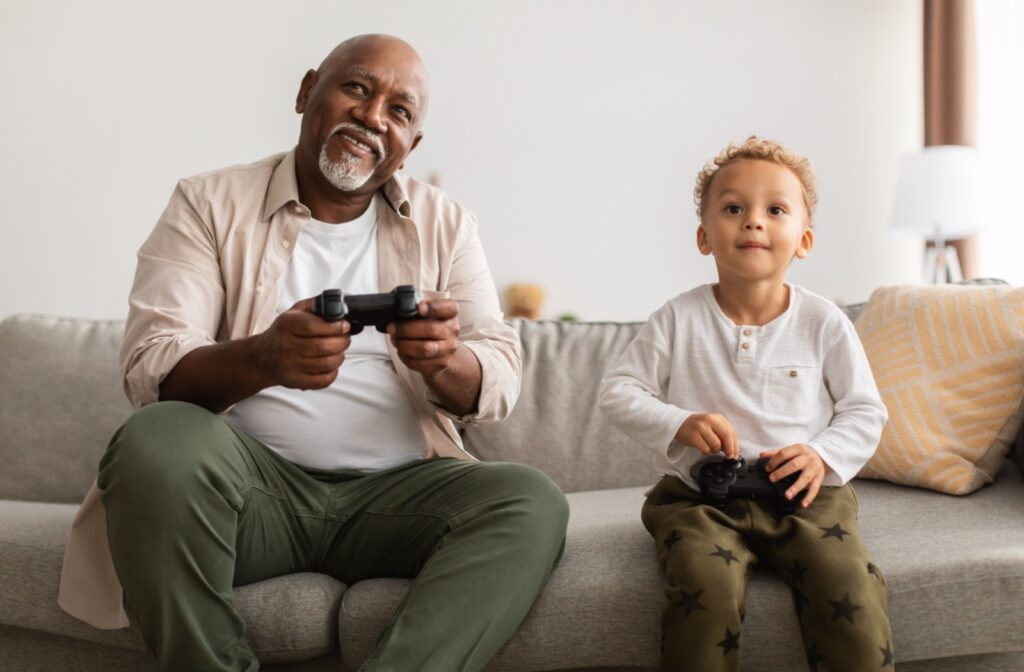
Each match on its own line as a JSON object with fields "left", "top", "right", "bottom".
{"left": 828, "top": 592, "right": 864, "bottom": 624}
{"left": 820, "top": 523, "right": 850, "bottom": 541}
{"left": 716, "top": 627, "right": 740, "bottom": 655}
{"left": 709, "top": 544, "right": 739, "bottom": 566}
{"left": 672, "top": 587, "right": 706, "bottom": 617}
{"left": 663, "top": 530, "right": 681, "bottom": 552}
{"left": 880, "top": 641, "right": 895, "bottom": 668}
{"left": 791, "top": 587, "right": 808, "bottom": 620}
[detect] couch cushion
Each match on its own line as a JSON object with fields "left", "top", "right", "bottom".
{"left": 0, "top": 499, "right": 346, "bottom": 663}
{"left": 338, "top": 462, "right": 1024, "bottom": 671}
{"left": 463, "top": 319, "right": 658, "bottom": 493}
{"left": 0, "top": 315, "right": 132, "bottom": 503}
{"left": 854, "top": 284, "right": 1024, "bottom": 494}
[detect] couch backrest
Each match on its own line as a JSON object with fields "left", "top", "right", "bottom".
{"left": 0, "top": 315, "right": 132, "bottom": 503}
{"left": 463, "top": 319, "right": 655, "bottom": 493}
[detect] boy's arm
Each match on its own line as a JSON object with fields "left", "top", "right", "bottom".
{"left": 598, "top": 309, "right": 692, "bottom": 461}
{"left": 806, "top": 317, "right": 889, "bottom": 486}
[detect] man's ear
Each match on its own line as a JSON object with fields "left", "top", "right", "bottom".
{"left": 794, "top": 227, "right": 814, "bottom": 259}
{"left": 399, "top": 132, "right": 424, "bottom": 170}
{"left": 696, "top": 224, "right": 713, "bottom": 256}
{"left": 295, "top": 69, "right": 318, "bottom": 114}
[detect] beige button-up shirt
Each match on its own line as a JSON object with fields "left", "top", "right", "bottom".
{"left": 58, "top": 149, "right": 522, "bottom": 629}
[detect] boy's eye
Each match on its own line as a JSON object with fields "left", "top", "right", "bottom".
{"left": 769, "top": 206, "right": 785, "bottom": 216}
{"left": 725, "top": 205, "right": 743, "bottom": 215}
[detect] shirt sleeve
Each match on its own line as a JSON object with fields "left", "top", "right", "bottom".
{"left": 119, "top": 179, "right": 224, "bottom": 408}
{"left": 422, "top": 210, "right": 522, "bottom": 425}
{"left": 598, "top": 305, "right": 692, "bottom": 461}
{"left": 806, "top": 315, "right": 889, "bottom": 486}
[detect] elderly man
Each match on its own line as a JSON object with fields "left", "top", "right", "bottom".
{"left": 58, "top": 34, "right": 569, "bottom": 672}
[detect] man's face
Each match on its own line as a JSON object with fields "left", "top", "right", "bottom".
{"left": 696, "top": 159, "right": 813, "bottom": 283}
{"left": 296, "top": 38, "right": 427, "bottom": 194}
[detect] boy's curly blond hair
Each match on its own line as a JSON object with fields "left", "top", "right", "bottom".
{"left": 694, "top": 136, "right": 818, "bottom": 226}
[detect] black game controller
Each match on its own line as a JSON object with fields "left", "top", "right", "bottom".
{"left": 313, "top": 285, "right": 424, "bottom": 335}
{"left": 690, "top": 455, "right": 808, "bottom": 514}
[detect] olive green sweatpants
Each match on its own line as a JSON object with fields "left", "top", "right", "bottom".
{"left": 642, "top": 475, "right": 894, "bottom": 672}
{"left": 98, "top": 401, "right": 569, "bottom": 672}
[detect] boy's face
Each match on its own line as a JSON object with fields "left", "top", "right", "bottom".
{"left": 696, "top": 159, "right": 813, "bottom": 285}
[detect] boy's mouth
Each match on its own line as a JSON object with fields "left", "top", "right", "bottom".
{"left": 738, "top": 242, "right": 770, "bottom": 250}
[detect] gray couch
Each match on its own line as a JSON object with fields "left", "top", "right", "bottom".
{"left": 2, "top": 302, "right": 1023, "bottom": 671}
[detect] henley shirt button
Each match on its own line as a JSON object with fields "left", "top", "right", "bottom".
{"left": 281, "top": 240, "right": 290, "bottom": 249}
{"left": 743, "top": 329, "right": 753, "bottom": 337}
{"left": 790, "top": 370, "right": 798, "bottom": 378}
{"left": 741, "top": 342, "right": 750, "bottom": 350}
{"left": 293, "top": 204, "right": 304, "bottom": 215}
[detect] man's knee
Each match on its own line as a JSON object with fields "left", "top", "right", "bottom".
{"left": 100, "top": 401, "right": 240, "bottom": 493}
{"left": 479, "top": 463, "right": 570, "bottom": 542}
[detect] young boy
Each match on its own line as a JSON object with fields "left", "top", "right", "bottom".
{"left": 599, "top": 137, "right": 893, "bottom": 671}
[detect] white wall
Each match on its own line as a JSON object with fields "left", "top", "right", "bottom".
{"left": 0, "top": 0, "right": 923, "bottom": 322}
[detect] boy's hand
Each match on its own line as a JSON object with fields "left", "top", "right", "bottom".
{"left": 675, "top": 413, "right": 740, "bottom": 459}
{"left": 760, "top": 444, "right": 826, "bottom": 508}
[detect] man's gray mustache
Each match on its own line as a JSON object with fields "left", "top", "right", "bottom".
{"left": 327, "top": 122, "right": 386, "bottom": 161}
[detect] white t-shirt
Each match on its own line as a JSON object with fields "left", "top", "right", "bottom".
{"left": 224, "top": 196, "right": 427, "bottom": 472}
{"left": 598, "top": 284, "right": 888, "bottom": 490}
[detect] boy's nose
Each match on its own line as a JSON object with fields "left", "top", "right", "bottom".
{"left": 743, "top": 219, "right": 765, "bottom": 230}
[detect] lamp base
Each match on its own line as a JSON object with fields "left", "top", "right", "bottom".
{"left": 923, "top": 242, "right": 963, "bottom": 284}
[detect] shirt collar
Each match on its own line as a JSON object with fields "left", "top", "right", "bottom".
{"left": 263, "top": 147, "right": 411, "bottom": 222}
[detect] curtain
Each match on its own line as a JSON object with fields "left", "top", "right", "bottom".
{"left": 923, "top": 0, "right": 978, "bottom": 277}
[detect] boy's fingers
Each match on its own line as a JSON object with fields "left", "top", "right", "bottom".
{"left": 801, "top": 480, "right": 822, "bottom": 508}
{"left": 698, "top": 426, "right": 722, "bottom": 453}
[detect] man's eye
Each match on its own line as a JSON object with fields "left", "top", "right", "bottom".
{"left": 725, "top": 205, "right": 742, "bottom": 215}
{"left": 769, "top": 206, "right": 785, "bottom": 216}
{"left": 392, "top": 106, "right": 411, "bottom": 121}
{"left": 345, "top": 82, "right": 368, "bottom": 96}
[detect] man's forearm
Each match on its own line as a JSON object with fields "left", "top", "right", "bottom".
{"left": 159, "top": 337, "right": 272, "bottom": 414}
{"left": 422, "top": 344, "right": 482, "bottom": 417}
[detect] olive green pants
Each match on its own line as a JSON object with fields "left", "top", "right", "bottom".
{"left": 98, "top": 401, "right": 569, "bottom": 672}
{"left": 642, "top": 475, "right": 894, "bottom": 672}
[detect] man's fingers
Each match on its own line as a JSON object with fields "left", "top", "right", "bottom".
{"left": 418, "top": 299, "right": 459, "bottom": 320}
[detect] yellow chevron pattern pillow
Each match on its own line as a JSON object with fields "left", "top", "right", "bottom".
{"left": 854, "top": 284, "right": 1024, "bottom": 494}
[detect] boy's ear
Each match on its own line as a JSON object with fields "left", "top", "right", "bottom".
{"left": 696, "top": 224, "right": 713, "bottom": 256}
{"left": 794, "top": 227, "right": 814, "bottom": 259}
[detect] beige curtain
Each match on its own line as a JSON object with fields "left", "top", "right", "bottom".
{"left": 924, "top": 0, "right": 978, "bottom": 276}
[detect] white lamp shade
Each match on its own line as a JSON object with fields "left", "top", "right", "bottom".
{"left": 891, "top": 145, "right": 981, "bottom": 239}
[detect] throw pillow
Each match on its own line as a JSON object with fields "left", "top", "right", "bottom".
{"left": 854, "top": 284, "right": 1024, "bottom": 494}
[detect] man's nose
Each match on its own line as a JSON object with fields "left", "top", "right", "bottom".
{"left": 352, "top": 96, "right": 388, "bottom": 134}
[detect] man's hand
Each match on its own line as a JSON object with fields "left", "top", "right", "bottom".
{"left": 387, "top": 299, "right": 461, "bottom": 377}
{"left": 760, "top": 444, "right": 826, "bottom": 508}
{"left": 388, "top": 298, "right": 482, "bottom": 416}
{"left": 252, "top": 298, "right": 352, "bottom": 390}
{"left": 675, "top": 413, "right": 740, "bottom": 459}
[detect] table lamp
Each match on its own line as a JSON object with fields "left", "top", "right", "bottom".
{"left": 891, "top": 145, "right": 981, "bottom": 283}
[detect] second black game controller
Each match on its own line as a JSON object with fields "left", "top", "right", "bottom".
{"left": 690, "top": 455, "right": 808, "bottom": 514}
{"left": 313, "top": 285, "right": 424, "bottom": 335}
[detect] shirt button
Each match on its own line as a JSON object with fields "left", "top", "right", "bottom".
{"left": 255, "top": 284, "right": 263, "bottom": 294}
{"left": 743, "top": 329, "right": 752, "bottom": 337}
{"left": 293, "top": 204, "right": 304, "bottom": 215}
{"left": 741, "top": 342, "right": 750, "bottom": 350}
{"left": 281, "top": 240, "right": 290, "bottom": 249}
{"left": 790, "top": 370, "right": 798, "bottom": 378}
